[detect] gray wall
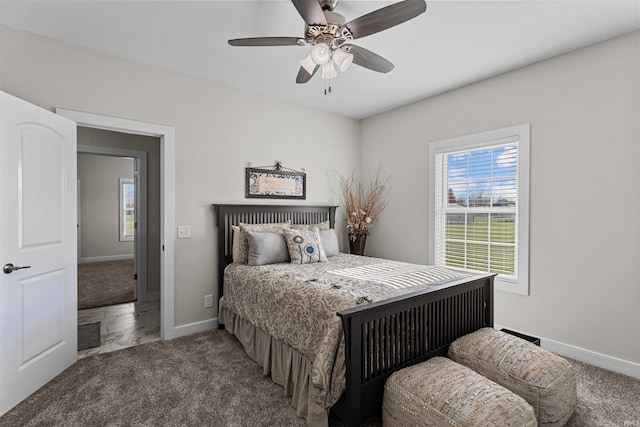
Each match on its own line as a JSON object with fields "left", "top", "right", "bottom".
{"left": 77, "top": 153, "right": 134, "bottom": 259}
{"left": 359, "top": 31, "right": 640, "bottom": 365}
{"left": 0, "top": 25, "right": 360, "bottom": 326}
{"left": 78, "top": 127, "right": 162, "bottom": 294}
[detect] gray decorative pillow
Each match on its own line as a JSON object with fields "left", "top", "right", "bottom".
{"left": 237, "top": 221, "right": 291, "bottom": 264}
{"left": 319, "top": 229, "right": 339, "bottom": 257}
{"left": 283, "top": 227, "right": 327, "bottom": 264}
{"left": 291, "top": 220, "right": 330, "bottom": 231}
{"left": 246, "top": 231, "right": 290, "bottom": 266}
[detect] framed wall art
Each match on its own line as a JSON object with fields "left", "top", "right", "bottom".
{"left": 245, "top": 162, "right": 306, "bottom": 200}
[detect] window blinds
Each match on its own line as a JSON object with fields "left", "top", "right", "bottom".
{"left": 434, "top": 139, "right": 519, "bottom": 279}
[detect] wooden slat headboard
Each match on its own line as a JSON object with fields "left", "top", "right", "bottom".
{"left": 212, "top": 204, "right": 337, "bottom": 298}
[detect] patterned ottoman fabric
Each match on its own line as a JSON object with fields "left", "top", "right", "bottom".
{"left": 382, "top": 356, "right": 537, "bottom": 427}
{"left": 448, "top": 328, "right": 576, "bottom": 426}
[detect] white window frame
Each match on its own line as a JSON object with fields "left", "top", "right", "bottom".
{"left": 428, "top": 124, "right": 530, "bottom": 295}
{"left": 119, "top": 177, "right": 135, "bottom": 242}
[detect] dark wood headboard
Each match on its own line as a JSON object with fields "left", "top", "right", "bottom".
{"left": 212, "top": 204, "right": 337, "bottom": 298}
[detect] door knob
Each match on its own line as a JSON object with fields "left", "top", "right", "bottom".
{"left": 3, "top": 263, "right": 31, "bottom": 274}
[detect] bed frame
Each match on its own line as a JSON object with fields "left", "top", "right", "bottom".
{"left": 213, "top": 204, "right": 494, "bottom": 427}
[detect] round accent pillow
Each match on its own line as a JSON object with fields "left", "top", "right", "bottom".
{"left": 282, "top": 227, "right": 327, "bottom": 264}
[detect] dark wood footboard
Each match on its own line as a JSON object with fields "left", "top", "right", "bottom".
{"left": 333, "top": 273, "right": 495, "bottom": 426}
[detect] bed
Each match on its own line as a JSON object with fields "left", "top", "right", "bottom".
{"left": 213, "top": 204, "right": 494, "bottom": 427}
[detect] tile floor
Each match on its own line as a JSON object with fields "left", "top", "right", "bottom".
{"left": 77, "top": 300, "right": 161, "bottom": 358}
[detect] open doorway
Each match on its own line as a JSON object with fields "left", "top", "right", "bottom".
{"left": 76, "top": 128, "right": 160, "bottom": 357}
{"left": 56, "top": 107, "right": 176, "bottom": 344}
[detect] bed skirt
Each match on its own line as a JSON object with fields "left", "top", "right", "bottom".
{"left": 219, "top": 304, "right": 330, "bottom": 427}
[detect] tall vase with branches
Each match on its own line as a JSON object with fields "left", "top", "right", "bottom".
{"left": 331, "top": 166, "right": 390, "bottom": 255}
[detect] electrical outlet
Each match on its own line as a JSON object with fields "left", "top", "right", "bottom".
{"left": 204, "top": 294, "right": 213, "bottom": 308}
{"left": 177, "top": 225, "right": 191, "bottom": 239}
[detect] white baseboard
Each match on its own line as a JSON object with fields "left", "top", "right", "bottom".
{"left": 541, "top": 338, "right": 640, "bottom": 379}
{"left": 172, "top": 318, "right": 218, "bottom": 339}
{"left": 79, "top": 254, "right": 134, "bottom": 263}
{"left": 138, "top": 291, "right": 160, "bottom": 302}
{"left": 494, "top": 324, "right": 639, "bottom": 379}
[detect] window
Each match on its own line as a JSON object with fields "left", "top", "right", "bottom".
{"left": 429, "top": 124, "right": 530, "bottom": 295}
{"left": 119, "top": 178, "right": 135, "bottom": 242}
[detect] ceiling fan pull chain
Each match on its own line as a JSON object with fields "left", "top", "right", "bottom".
{"left": 323, "top": 74, "right": 332, "bottom": 95}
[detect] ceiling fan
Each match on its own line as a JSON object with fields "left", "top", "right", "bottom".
{"left": 228, "top": 0, "right": 427, "bottom": 88}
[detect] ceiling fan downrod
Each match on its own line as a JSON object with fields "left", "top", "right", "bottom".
{"left": 318, "top": 0, "right": 339, "bottom": 12}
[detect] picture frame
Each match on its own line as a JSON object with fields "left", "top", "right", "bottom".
{"left": 245, "top": 167, "right": 306, "bottom": 199}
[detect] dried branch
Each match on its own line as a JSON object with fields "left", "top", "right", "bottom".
{"left": 329, "top": 165, "right": 390, "bottom": 241}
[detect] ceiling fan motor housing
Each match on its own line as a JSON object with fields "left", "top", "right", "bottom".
{"left": 306, "top": 11, "right": 352, "bottom": 49}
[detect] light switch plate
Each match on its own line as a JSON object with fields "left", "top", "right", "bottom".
{"left": 177, "top": 225, "right": 191, "bottom": 239}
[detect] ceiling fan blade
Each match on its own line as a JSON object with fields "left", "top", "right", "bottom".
{"left": 291, "top": 0, "right": 327, "bottom": 26}
{"left": 296, "top": 65, "right": 320, "bottom": 84}
{"left": 345, "top": 0, "right": 426, "bottom": 39}
{"left": 228, "top": 37, "right": 303, "bottom": 47}
{"left": 344, "top": 45, "right": 394, "bottom": 73}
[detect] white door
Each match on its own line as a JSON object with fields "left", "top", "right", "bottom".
{"left": 0, "top": 91, "right": 77, "bottom": 416}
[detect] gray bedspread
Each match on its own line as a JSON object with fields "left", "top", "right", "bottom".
{"left": 222, "top": 253, "right": 466, "bottom": 410}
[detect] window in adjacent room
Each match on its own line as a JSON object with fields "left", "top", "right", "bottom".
{"left": 119, "top": 177, "right": 135, "bottom": 242}
{"left": 428, "top": 124, "right": 530, "bottom": 295}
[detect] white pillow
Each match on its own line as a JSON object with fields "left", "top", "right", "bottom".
{"left": 319, "top": 229, "right": 339, "bottom": 257}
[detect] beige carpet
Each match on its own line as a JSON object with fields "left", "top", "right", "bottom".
{"left": 78, "top": 259, "right": 135, "bottom": 310}
{"left": 1, "top": 330, "right": 638, "bottom": 427}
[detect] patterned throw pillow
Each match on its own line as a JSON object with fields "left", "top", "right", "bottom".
{"left": 237, "top": 221, "right": 291, "bottom": 264}
{"left": 283, "top": 227, "right": 327, "bottom": 264}
{"left": 290, "top": 220, "right": 330, "bottom": 231}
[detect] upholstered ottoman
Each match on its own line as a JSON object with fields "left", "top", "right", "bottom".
{"left": 382, "top": 356, "right": 537, "bottom": 427}
{"left": 448, "top": 328, "right": 576, "bottom": 426}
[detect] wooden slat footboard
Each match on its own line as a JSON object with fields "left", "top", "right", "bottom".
{"left": 333, "top": 273, "right": 495, "bottom": 426}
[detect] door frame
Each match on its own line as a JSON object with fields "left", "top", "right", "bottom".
{"left": 57, "top": 108, "right": 175, "bottom": 340}
{"left": 77, "top": 145, "right": 150, "bottom": 302}
{"left": 77, "top": 179, "right": 81, "bottom": 260}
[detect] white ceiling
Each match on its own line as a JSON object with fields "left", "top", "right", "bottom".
{"left": 1, "top": 0, "right": 638, "bottom": 119}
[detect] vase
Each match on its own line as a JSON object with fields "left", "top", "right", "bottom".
{"left": 349, "top": 235, "right": 367, "bottom": 256}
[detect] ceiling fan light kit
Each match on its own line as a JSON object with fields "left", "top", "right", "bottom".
{"left": 299, "top": 54, "right": 317, "bottom": 74}
{"left": 321, "top": 62, "right": 338, "bottom": 80}
{"left": 311, "top": 43, "right": 331, "bottom": 65}
{"left": 332, "top": 47, "right": 353, "bottom": 72}
{"left": 228, "top": 0, "right": 427, "bottom": 90}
